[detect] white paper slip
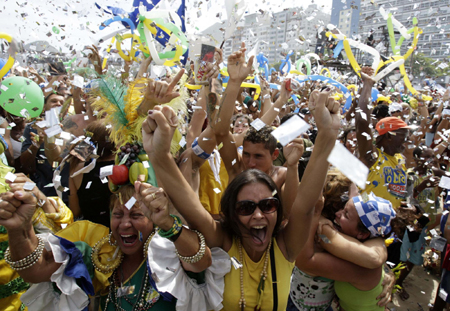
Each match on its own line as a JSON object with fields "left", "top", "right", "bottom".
{"left": 271, "top": 115, "right": 310, "bottom": 146}
{"left": 125, "top": 197, "right": 137, "bottom": 210}
{"left": 36, "top": 120, "right": 48, "bottom": 128}
{"left": 99, "top": 165, "right": 114, "bottom": 179}
{"left": 73, "top": 74, "right": 85, "bottom": 89}
{"left": 45, "top": 125, "right": 62, "bottom": 138}
{"left": 0, "top": 128, "right": 5, "bottom": 135}
{"left": 327, "top": 142, "right": 369, "bottom": 189}
{"left": 60, "top": 131, "right": 72, "bottom": 140}
{"left": 251, "top": 118, "right": 266, "bottom": 131}
{"left": 45, "top": 108, "right": 60, "bottom": 127}
{"left": 23, "top": 182, "right": 36, "bottom": 191}
{"left": 5, "top": 172, "right": 17, "bottom": 182}
{"left": 439, "top": 176, "right": 450, "bottom": 189}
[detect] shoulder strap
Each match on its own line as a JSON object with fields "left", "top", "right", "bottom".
{"left": 270, "top": 244, "right": 278, "bottom": 311}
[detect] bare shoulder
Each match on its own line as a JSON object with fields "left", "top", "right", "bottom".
{"left": 273, "top": 166, "right": 287, "bottom": 189}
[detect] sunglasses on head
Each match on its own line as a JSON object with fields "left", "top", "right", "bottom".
{"left": 236, "top": 197, "right": 280, "bottom": 216}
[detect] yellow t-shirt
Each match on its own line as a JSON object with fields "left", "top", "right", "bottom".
{"left": 198, "top": 153, "right": 228, "bottom": 215}
{"left": 222, "top": 238, "right": 294, "bottom": 311}
{"left": 364, "top": 148, "right": 407, "bottom": 210}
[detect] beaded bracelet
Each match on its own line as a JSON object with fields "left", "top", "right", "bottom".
{"left": 176, "top": 230, "right": 206, "bottom": 264}
{"left": 158, "top": 215, "right": 183, "bottom": 242}
{"left": 4, "top": 236, "right": 45, "bottom": 271}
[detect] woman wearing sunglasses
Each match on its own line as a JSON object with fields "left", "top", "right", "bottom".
{"left": 141, "top": 81, "right": 341, "bottom": 310}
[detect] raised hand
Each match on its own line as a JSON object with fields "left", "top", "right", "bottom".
{"left": 143, "top": 69, "right": 185, "bottom": 106}
{"left": 134, "top": 180, "right": 172, "bottom": 230}
{"left": 142, "top": 105, "right": 179, "bottom": 159}
{"left": 227, "top": 42, "right": 254, "bottom": 83}
{"left": 0, "top": 187, "right": 37, "bottom": 232}
{"left": 360, "top": 66, "right": 375, "bottom": 86}
{"left": 284, "top": 137, "right": 304, "bottom": 166}
{"left": 276, "top": 80, "right": 293, "bottom": 104}
{"left": 308, "top": 88, "right": 340, "bottom": 134}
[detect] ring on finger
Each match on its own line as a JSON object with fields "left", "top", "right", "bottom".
{"left": 151, "top": 193, "right": 156, "bottom": 200}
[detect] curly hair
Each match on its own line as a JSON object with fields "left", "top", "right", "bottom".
{"left": 243, "top": 125, "right": 277, "bottom": 154}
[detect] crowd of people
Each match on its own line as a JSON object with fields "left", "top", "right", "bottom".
{"left": 0, "top": 20, "right": 450, "bottom": 311}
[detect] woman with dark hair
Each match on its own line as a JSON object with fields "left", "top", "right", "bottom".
{"left": 142, "top": 82, "right": 341, "bottom": 310}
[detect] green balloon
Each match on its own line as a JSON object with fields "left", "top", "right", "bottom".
{"left": 0, "top": 77, "right": 44, "bottom": 118}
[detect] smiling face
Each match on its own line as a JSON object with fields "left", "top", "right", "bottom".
{"left": 236, "top": 182, "right": 278, "bottom": 255}
{"left": 334, "top": 199, "right": 369, "bottom": 240}
{"left": 110, "top": 203, "right": 154, "bottom": 257}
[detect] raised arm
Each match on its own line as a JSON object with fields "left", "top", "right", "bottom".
{"left": 143, "top": 106, "right": 226, "bottom": 249}
{"left": 0, "top": 187, "right": 62, "bottom": 283}
{"left": 134, "top": 180, "right": 211, "bottom": 272}
{"left": 213, "top": 43, "right": 254, "bottom": 138}
{"left": 281, "top": 88, "right": 340, "bottom": 262}
{"left": 318, "top": 222, "right": 387, "bottom": 269}
{"left": 356, "top": 67, "right": 377, "bottom": 168}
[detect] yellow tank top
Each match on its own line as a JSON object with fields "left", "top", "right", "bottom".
{"left": 198, "top": 153, "right": 228, "bottom": 215}
{"left": 364, "top": 148, "right": 406, "bottom": 210}
{"left": 222, "top": 238, "right": 295, "bottom": 311}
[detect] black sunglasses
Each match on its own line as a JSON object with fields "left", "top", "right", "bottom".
{"left": 236, "top": 197, "right": 280, "bottom": 216}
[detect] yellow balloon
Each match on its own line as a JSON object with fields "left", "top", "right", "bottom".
{"left": 184, "top": 83, "right": 202, "bottom": 90}
{"left": 223, "top": 82, "right": 261, "bottom": 100}
{"left": 116, "top": 33, "right": 149, "bottom": 62}
{"left": 320, "top": 67, "right": 331, "bottom": 77}
{"left": 0, "top": 33, "right": 15, "bottom": 79}
{"left": 343, "top": 40, "right": 361, "bottom": 77}
{"left": 289, "top": 70, "right": 305, "bottom": 76}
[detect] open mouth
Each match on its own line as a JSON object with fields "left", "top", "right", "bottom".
{"left": 120, "top": 234, "right": 138, "bottom": 246}
{"left": 250, "top": 225, "right": 267, "bottom": 245}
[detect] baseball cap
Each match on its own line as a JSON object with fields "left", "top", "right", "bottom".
{"left": 375, "top": 117, "right": 410, "bottom": 136}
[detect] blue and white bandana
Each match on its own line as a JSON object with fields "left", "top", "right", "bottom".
{"left": 353, "top": 193, "right": 396, "bottom": 237}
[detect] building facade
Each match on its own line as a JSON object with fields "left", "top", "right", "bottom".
{"left": 331, "top": 0, "right": 362, "bottom": 38}
{"left": 223, "top": 4, "right": 330, "bottom": 65}
{"left": 358, "top": 0, "right": 450, "bottom": 60}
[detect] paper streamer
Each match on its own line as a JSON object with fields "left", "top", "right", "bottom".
{"left": 296, "top": 58, "right": 311, "bottom": 75}
{"left": 0, "top": 33, "right": 15, "bottom": 79}
{"left": 280, "top": 51, "right": 293, "bottom": 74}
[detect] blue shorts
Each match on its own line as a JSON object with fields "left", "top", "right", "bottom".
{"left": 400, "top": 228, "right": 427, "bottom": 266}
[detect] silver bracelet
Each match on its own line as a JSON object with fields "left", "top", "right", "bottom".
{"left": 4, "top": 236, "right": 45, "bottom": 271}
{"left": 175, "top": 230, "right": 206, "bottom": 264}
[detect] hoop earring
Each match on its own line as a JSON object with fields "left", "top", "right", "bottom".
{"left": 108, "top": 233, "right": 117, "bottom": 246}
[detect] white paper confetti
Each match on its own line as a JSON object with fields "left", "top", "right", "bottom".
{"left": 327, "top": 142, "right": 369, "bottom": 189}
{"left": 271, "top": 115, "right": 310, "bottom": 146}
{"left": 125, "top": 196, "right": 137, "bottom": 210}
{"left": 99, "top": 165, "right": 114, "bottom": 179}
{"left": 5, "top": 172, "right": 17, "bottom": 182}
